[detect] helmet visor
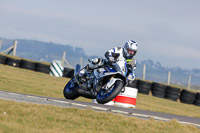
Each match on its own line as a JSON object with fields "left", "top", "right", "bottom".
{"left": 127, "top": 49, "right": 136, "bottom": 56}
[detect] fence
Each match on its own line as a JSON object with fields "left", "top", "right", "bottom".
{"left": 141, "top": 64, "right": 192, "bottom": 90}
{"left": 0, "top": 40, "right": 17, "bottom": 56}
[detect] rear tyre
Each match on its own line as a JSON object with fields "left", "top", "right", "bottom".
{"left": 96, "top": 80, "right": 123, "bottom": 104}
{"left": 63, "top": 78, "right": 79, "bottom": 100}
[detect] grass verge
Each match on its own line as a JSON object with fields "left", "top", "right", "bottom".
{"left": 0, "top": 99, "right": 199, "bottom": 133}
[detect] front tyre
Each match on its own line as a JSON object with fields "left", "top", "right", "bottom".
{"left": 96, "top": 80, "right": 123, "bottom": 104}
{"left": 63, "top": 78, "right": 79, "bottom": 100}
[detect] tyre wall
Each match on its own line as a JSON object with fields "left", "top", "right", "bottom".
{"left": 128, "top": 79, "right": 199, "bottom": 106}
{"left": 136, "top": 80, "right": 152, "bottom": 95}
{"left": 63, "top": 68, "right": 74, "bottom": 78}
{"left": 180, "top": 89, "right": 196, "bottom": 104}
{"left": 0, "top": 55, "right": 6, "bottom": 64}
{"left": 165, "top": 86, "right": 181, "bottom": 101}
{"left": 194, "top": 93, "right": 200, "bottom": 106}
{"left": 20, "top": 59, "right": 35, "bottom": 70}
{"left": 151, "top": 82, "right": 167, "bottom": 98}
{"left": 5, "top": 57, "right": 21, "bottom": 67}
{"left": 0, "top": 54, "right": 72, "bottom": 75}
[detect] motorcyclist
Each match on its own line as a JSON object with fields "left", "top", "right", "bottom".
{"left": 105, "top": 40, "right": 138, "bottom": 63}
{"left": 104, "top": 40, "right": 138, "bottom": 80}
{"left": 79, "top": 40, "right": 138, "bottom": 80}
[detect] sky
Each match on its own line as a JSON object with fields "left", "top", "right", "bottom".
{"left": 0, "top": 0, "right": 200, "bottom": 69}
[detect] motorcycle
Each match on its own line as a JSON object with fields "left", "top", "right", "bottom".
{"left": 63, "top": 53, "right": 136, "bottom": 104}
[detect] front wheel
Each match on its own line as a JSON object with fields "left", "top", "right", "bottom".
{"left": 96, "top": 80, "right": 123, "bottom": 104}
{"left": 63, "top": 78, "right": 79, "bottom": 100}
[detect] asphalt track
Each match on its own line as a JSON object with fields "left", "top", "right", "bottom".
{"left": 0, "top": 90, "right": 200, "bottom": 128}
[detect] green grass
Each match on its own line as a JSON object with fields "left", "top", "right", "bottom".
{"left": 0, "top": 64, "right": 200, "bottom": 118}
{"left": 0, "top": 99, "right": 199, "bottom": 133}
{"left": 0, "top": 63, "right": 89, "bottom": 102}
{"left": 136, "top": 94, "right": 200, "bottom": 117}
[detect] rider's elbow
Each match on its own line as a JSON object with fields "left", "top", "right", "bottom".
{"left": 105, "top": 51, "right": 111, "bottom": 59}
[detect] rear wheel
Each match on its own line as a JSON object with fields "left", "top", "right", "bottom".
{"left": 96, "top": 80, "right": 123, "bottom": 104}
{"left": 63, "top": 78, "right": 79, "bottom": 100}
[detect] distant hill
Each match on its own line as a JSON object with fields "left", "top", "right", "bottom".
{"left": 0, "top": 37, "right": 97, "bottom": 67}
{"left": 0, "top": 37, "right": 199, "bottom": 89}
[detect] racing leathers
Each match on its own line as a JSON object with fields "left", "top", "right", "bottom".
{"left": 105, "top": 47, "right": 137, "bottom": 81}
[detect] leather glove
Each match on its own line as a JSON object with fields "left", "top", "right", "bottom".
{"left": 108, "top": 56, "right": 115, "bottom": 63}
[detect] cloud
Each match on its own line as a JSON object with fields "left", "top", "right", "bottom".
{"left": 143, "top": 42, "right": 200, "bottom": 59}
{"left": 1, "top": 0, "right": 200, "bottom": 69}
{"left": 168, "top": 44, "right": 200, "bottom": 59}
{"left": 0, "top": 27, "right": 66, "bottom": 44}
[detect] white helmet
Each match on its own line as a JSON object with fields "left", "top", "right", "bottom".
{"left": 124, "top": 40, "right": 138, "bottom": 58}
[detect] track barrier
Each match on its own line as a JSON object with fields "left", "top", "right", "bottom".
{"left": 63, "top": 68, "right": 74, "bottom": 78}
{"left": 151, "top": 82, "right": 167, "bottom": 98}
{"left": 113, "top": 87, "right": 138, "bottom": 108}
{"left": 50, "top": 60, "right": 64, "bottom": 77}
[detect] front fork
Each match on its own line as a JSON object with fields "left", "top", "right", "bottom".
{"left": 103, "top": 77, "right": 123, "bottom": 91}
